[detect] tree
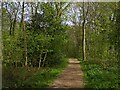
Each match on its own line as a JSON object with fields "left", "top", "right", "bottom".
{"left": 110, "top": 2, "right": 120, "bottom": 61}
{"left": 21, "top": 2, "right": 28, "bottom": 66}
{"left": 4, "top": 2, "right": 20, "bottom": 35}
{"left": 0, "top": 3, "right": 2, "bottom": 89}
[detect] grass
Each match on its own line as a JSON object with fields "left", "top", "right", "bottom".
{"left": 2, "top": 58, "right": 68, "bottom": 88}
{"left": 79, "top": 59, "right": 119, "bottom": 89}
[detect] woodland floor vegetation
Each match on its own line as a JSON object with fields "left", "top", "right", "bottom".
{"left": 80, "top": 59, "right": 119, "bottom": 89}
{"left": 3, "top": 58, "right": 68, "bottom": 88}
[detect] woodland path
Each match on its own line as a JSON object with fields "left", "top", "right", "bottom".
{"left": 50, "top": 58, "right": 84, "bottom": 88}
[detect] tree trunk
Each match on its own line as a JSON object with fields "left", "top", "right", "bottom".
{"left": 38, "top": 50, "right": 43, "bottom": 69}
{"left": 12, "top": 15, "right": 16, "bottom": 35}
{"left": 0, "top": 3, "right": 3, "bottom": 76}
{"left": 9, "top": 20, "right": 13, "bottom": 35}
{"left": 82, "top": 23, "right": 86, "bottom": 61}
{"left": 35, "top": 2, "right": 38, "bottom": 15}
{"left": 5, "top": 3, "right": 13, "bottom": 35}
{"left": 20, "top": 2, "right": 24, "bottom": 31}
{"left": 31, "top": 3, "right": 34, "bottom": 15}
{"left": 42, "top": 50, "right": 47, "bottom": 67}
{"left": 21, "top": 2, "right": 28, "bottom": 66}
{"left": 82, "top": 2, "right": 89, "bottom": 61}
{"left": 82, "top": 1, "right": 86, "bottom": 61}
{"left": 24, "top": 22, "right": 28, "bottom": 66}
{"left": 12, "top": 2, "right": 20, "bottom": 35}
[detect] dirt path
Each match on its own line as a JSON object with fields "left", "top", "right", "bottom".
{"left": 50, "top": 58, "right": 84, "bottom": 88}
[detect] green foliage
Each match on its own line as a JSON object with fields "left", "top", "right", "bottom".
{"left": 21, "top": 59, "right": 67, "bottom": 88}
{"left": 2, "top": 30, "right": 23, "bottom": 67}
{"left": 109, "top": 2, "right": 120, "bottom": 59}
{"left": 2, "top": 58, "right": 68, "bottom": 88}
{"left": 65, "top": 26, "right": 82, "bottom": 58}
{"left": 26, "top": 3, "right": 68, "bottom": 67}
{"left": 2, "top": 2, "right": 68, "bottom": 67}
{"left": 80, "top": 60, "right": 119, "bottom": 89}
{"left": 2, "top": 2, "right": 69, "bottom": 88}
{"left": 76, "top": 3, "right": 119, "bottom": 89}
{"left": 2, "top": 2, "right": 119, "bottom": 89}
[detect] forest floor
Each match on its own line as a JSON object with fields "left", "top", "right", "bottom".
{"left": 50, "top": 58, "right": 84, "bottom": 88}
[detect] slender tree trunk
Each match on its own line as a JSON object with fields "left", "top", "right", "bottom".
{"left": 42, "top": 50, "right": 47, "bottom": 67}
{"left": 82, "top": 2, "right": 89, "bottom": 61}
{"left": 9, "top": 20, "right": 13, "bottom": 35}
{"left": 38, "top": 50, "right": 43, "bottom": 69}
{"left": 82, "top": 1, "right": 86, "bottom": 61}
{"left": 20, "top": 2, "right": 24, "bottom": 31}
{"left": 35, "top": 2, "right": 38, "bottom": 15}
{"left": 116, "top": 2, "right": 120, "bottom": 60}
{"left": 12, "top": 2, "right": 20, "bottom": 35}
{"left": 82, "top": 24, "right": 86, "bottom": 61}
{"left": 5, "top": 3, "right": 13, "bottom": 35}
{"left": 31, "top": 3, "right": 34, "bottom": 15}
{"left": 1, "top": 2, "right": 3, "bottom": 31}
{"left": 21, "top": 2, "right": 28, "bottom": 66}
{"left": 0, "top": 4, "right": 3, "bottom": 87}
{"left": 24, "top": 22, "right": 28, "bottom": 66}
{"left": 12, "top": 15, "right": 16, "bottom": 35}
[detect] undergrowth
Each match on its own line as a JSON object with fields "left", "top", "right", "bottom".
{"left": 80, "top": 59, "right": 119, "bottom": 89}
{"left": 2, "top": 58, "right": 68, "bottom": 88}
